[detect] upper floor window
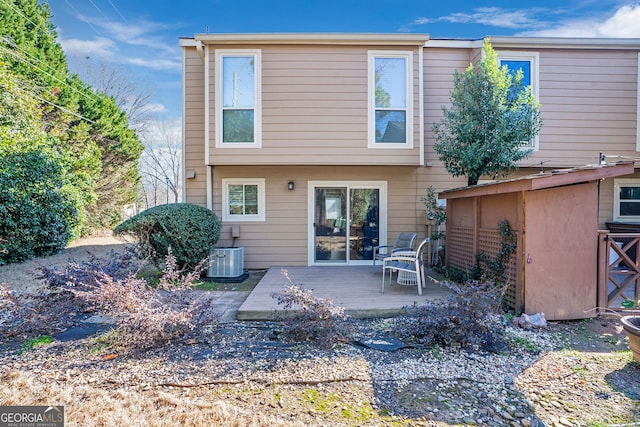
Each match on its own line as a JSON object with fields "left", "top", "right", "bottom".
{"left": 614, "top": 179, "right": 640, "bottom": 222}
{"left": 222, "top": 178, "right": 265, "bottom": 222}
{"left": 498, "top": 51, "right": 539, "bottom": 150}
{"left": 368, "top": 51, "right": 413, "bottom": 148}
{"left": 215, "top": 50, "right": 262, "bottom": 147}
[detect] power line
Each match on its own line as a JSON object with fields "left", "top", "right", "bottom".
{"left": 87, "top": 0, "right": 114, "bottom": 27}
{"left": 0, "top": 0, "right": 52, "bottom": 37}
{"left": 16, "top": 85, "right": 96, "bottom": 124}
{"left": 17, "top": 84, "right": 143, "bottom": 151}
{"left": 106, "top": 0, "right": 128, "bottom": 25}
{"left": 63, "top": 0, "right": 103, "bottom": 35}
{"left": 0, "top": 39, "right": 100, "bottom": 104}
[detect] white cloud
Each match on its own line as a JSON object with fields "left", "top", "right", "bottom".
{"left": 414, "top": 7, "right": 546, "bottom": 30}
{"left": 520, "top": 4, "right": 640, "bottom": 37}
{"left": 58, "top": 36, "right": 117, "bottom": 61}
{"left": 407, "top": 3, "right": 640, "bottom": 38}
{"left": 124, "top": 56, "right": 182, "bottom": 72}
{"left": 136, "top": 118, "right": 182, "bottom": 148}
{"left": 60, "top": 11, "right": 182, "bottom": 72}
{"left": 91, "top": 19, "right": 179, "bottom": 55}
{"left": 138, "top": 103, "right": 168, "bottom": 114}
{"left": 408, "top": 7, "right": 550, "bottom": 32}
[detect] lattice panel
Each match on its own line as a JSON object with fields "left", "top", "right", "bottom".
{"left": 479, "top": 228, "right": 518, "bottom": 310}
{"left": 448, "top": 227, "right": 474, "bottom": 270}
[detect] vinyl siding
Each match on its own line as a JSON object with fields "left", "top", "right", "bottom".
{"left": 183, "top": 37, "right": 640, "bottom": 268}
{"left": 422, "top": 48, "right": 471, "bottom": 191}
{"left": 523, "top": 49, "right": 638, "bottom": 167}
{"left": 183, "top": 46, "right": 207, "bottom": 206}
{"left": 207, "top": 45, "right": 422, "bottom": 165}
{"left": 212, "top": 165, "right": 433, "bottom": 268}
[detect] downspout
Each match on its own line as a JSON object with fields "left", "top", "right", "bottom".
{"left": 207, "top": 166, "right": 213, "bottom": 211}
{"left": 520, "top": 190, "right": 526, "bottom": 314}
{"left": 204, "top": 42, "right": 212, "bottom": 210}
{"left": 418, "top": 45, "right": 425, "bottom": 166}
{"left": 195, "top": 40, "right": 204, "bottom": 62}
{"left": 181, "top": 45, "right": 187, "bottom": 202}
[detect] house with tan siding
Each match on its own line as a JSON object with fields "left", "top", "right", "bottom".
{"left": 179, "top": 33, "right": 640, "bottom": 270}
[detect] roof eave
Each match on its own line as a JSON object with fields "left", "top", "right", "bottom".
{"left": 440, "top": 162, "right": 636, "bottom": 200}
{"left": 192, "top": 33, "right": 430, "bottom": 46}
{"left": 426, "top": 36, "right": 640, "bottom": 50}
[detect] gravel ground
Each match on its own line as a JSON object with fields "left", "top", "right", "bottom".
{"left": 1, "top": 315, "right": 638, "bottom": 426}
{"left": 0, "top": 237, "right": 639, "bottom": 426}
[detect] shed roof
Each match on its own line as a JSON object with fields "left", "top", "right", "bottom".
{"left": 439, "top": 161, "right": 636, "bottom": 200}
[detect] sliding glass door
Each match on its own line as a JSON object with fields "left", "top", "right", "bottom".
{"left": 310, "top": 182, "right": 386, "bottom": 265}
{"left": 313, "top": 187, "right": 348, "bottom": 262}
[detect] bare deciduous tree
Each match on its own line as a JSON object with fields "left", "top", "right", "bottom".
{"left": 69, "top": 55, "right": 155, "bottom": 131}
{"left": 138, "top": 119, "right": 182, "bottom": 209}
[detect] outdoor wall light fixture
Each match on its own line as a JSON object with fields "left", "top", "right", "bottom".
{"left": 287, "top": 181, "right": 295, "bottom": 191}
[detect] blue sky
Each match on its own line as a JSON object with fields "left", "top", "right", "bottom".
{"left": 46, "top": 0, "right": 640, "bottom": 130}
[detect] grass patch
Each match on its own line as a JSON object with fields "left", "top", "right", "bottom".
{"left": 195, "top": 270, "right": 265, "bottom": 291}
{"left": 138, "top": 264, "right": 264, "bottom": 292}
{"left": 506, "top": 332, "right": 541, "bottom": 353}
{"left": 302, "top": 388, "right": 377, "bottom": 422}
{"left": 87, "top": 329, "right": 121, "bottom": 355}
{"left": 19, "top": 335, "right": 53, "bottom": 353}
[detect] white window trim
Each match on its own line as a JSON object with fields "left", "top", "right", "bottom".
{"left": 613, "top": 178, "right": 640, "bottom": 222}
{"left": 215, "top": 49, "right": 262, "bottom": 148}
{"left": 222, "top": 178, "right": 266, "bottom": 222}
{"left": 497, "top": 50, "right": 540, "bottom": 151}
{"left": 367, "top": 50, "right": 413, "bottom": 149}
{"left": 307, "top": 180, "right": 388, "bottom": 266}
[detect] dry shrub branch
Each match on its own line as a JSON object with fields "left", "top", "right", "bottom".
{"left": 271, "top": 269, "right": 350, "bottom": 349}
{"left": 1, "top": 248, "right": 217, "bottom": 350}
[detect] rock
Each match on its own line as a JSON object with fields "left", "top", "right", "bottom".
{"left": 502, "top": 411, "right": 515, "bottom": 421}
{"left": 558, "top": 418, "right": 574, "bottom": 427}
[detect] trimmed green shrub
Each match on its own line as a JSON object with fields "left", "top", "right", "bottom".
{"left": 0, "top": 150, "right": 78, "bottom": 265}
{"left": 113, "top": 203, "right": 221, "bottom": 270}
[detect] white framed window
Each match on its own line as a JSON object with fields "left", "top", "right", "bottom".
{"left": 368, "top": 51, "right": 413, "bottom": 148}
{"left": 215, "top": 49, "right": 262, "bottom": 147}
{"left": 222, "top": 178, "right": 265, "bottom": 222}
{"left": 614, "top": 179, "right": 640, "bottom": 222}
{"left": 498, "top": 51, "right": 540, "bottom": 151}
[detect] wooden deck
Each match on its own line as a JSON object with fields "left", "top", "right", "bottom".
{"left": 237, "top": 266, "right": 454, "bottom": 320}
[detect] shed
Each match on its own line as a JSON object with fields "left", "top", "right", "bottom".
{"left": 439, "top": 162, "right": 634, "bottom": 320}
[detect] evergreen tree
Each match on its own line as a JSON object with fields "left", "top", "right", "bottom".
{"left": 433, "top": 39, "right": 542, "bottom": 186}
{"left": 0, "top": 0, "right": 143, "bottom": 235}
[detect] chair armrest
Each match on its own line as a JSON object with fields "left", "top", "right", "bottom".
{"left": 391, "top": 247, "right": 414, "bottom": 254}
{"left": 382, "top": 255, "right": 419, "bottom": 264}
{"left": 373, "top": 245, "right": 393, "bottom": 256}
{"left": 391, "top": 250, "right": 417, "bottom": 257}
{"left": 374, "top": 245, "right": 393, "bottom": 250}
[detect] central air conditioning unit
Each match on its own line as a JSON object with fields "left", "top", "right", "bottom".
{"left": 207, "top": 247, "right": 244, "bottom": 278}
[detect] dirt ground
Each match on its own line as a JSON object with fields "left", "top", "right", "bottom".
{"left": 0, "top": 233, "right": 133, "bottom": 293}
{"left": 0, "top": 236, "right": 639, "bottom": 425}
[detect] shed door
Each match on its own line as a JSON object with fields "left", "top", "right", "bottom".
{"left": 523, "top": 183, "right": 598, "bottom": 320}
